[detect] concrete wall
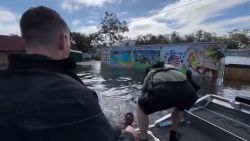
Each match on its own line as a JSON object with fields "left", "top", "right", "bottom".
{"left": 224, "top": 66, "right": 250, "bottom": 81}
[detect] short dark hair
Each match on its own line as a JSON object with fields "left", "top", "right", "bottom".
{"left": 20, "top": 6, "right": 69, "bottom": 45}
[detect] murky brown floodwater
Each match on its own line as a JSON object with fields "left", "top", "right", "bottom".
{"left": 77, "top": 61, "right": 250, "bottom": 127}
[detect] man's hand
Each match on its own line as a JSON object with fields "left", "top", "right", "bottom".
{"left": 124, "top": 125, "right": 138, "bottom": 140}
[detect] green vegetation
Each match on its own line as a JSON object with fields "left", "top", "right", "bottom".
{"left": 70, "top": 12, "right": 129, "bottom": 52}
{"left": 135, "top": 28, "right": 250, "bottom": 49}
{"left": 70, "top": 11, "right": 249, "bottom": 55}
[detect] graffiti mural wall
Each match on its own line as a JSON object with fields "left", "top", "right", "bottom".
{"left": 110, "top": 50, "right": 133, "bottom": 67}
{"left": 110, "top": 47, "right": 162, "bottom": 68}
{"left": 102, "top": 43, "right": 225, "bottom": 78}
{"left": 164, "top": 46, "right": 188, "bottom": 73}
{"left": 133, "top": 49, "right": 161, "bottom": 68}
{"left": 184, "top": 44, "right": 224, "bottom": 79}
{"left": 101, "top": 49, "right": 110, "bottom": 64}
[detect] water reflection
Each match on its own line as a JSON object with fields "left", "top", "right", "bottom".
{"left": 100, "top": 64, "right": 144, "bottom": 97}
{"left": 77, "top": 61, "right": 250, "bottom": 126}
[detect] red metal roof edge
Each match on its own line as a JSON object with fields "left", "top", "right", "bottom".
{"left": 0, "top": 35, "right": 26, "bottom": 52}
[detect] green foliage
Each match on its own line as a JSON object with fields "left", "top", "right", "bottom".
{"left": 227, "top": 28, "right": 250, "bottom": 48}
{"left": 71, "top": 11, "right": 249, "bottom": 50}
{"left": 98, "top": 12, "right": 129, "bottom": 45}
{"left": 170, "top": 31, "right": 182, "bottom": 43}
{"left": 195, "top": 30, "right": 214, "bottom": 42}
{"left": 135, "top": 28, "right": 250, "bottom": 49}
{"left": 70, "top": 32, "right": 92, "bottom": 52}
{"left": 135, "top": 34, "right": 170, "bottom": 45}
{"left": 70, "top": 11, "right": 129, "bottom": 51}
{"left": 184, "top": 34, "right": 195, "bottom": 43}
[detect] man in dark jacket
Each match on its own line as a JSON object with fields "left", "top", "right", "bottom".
{"left": 0, "top": 6, "right": 136, "bottom": 141}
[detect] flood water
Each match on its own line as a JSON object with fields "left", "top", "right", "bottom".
{"left": 77, "top": 61, "right": 250, "bottom": 127}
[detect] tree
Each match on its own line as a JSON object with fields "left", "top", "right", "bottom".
{"left": 70, "top": 32, "right": 92, "bottom": 52}
{"left": 195, "top": 30, "right": 203, "bottom": 41}
{"left": 135, "top": 35, "right": 146, "bottom": 45}
{"left": 71, "top": 11, "right": 129, "bottom": 51}
{"left": 184, "top": 34, "right": 195, "bottom": 43}
{"left": 149, "top": 35, "right": 158, "bottom": 44}
{"left": 98, "top": 12, "right": 129, "bottom": 46}
{"left": 158, "top": 34, "right": 170, "bottom": 44}
{"left": 195, "top": 30, "right": 213, "bottom": 42}
{"left": 135, "top": 34, "right": 153, "bottom": 45}
{"left": 225, "top": 41, "right": 239, "bottom": 49}
{"left": 170, "top": 31, "right": 182, "bottom": 43}
{"left": 227, "top": 28, "right": 250, "bottom": 48}
{"left": 203, "top": 32, "right": 212, "bottom": 42}
{"left": 135, "top": 34, "right": 170, "bottom": 45}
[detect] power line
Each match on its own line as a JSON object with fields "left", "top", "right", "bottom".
{"left": 127, "top": 0, "right": 205, "bottom": 24}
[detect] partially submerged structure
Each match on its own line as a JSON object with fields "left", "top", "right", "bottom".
{"left": 101, "top": 42, "right": 226, "bottom": 80}
{"left": 0, "top": 35, "right": 26, "bottom": 69}
{"left": 0, "top": 35, "right": 84, "bottom": 68}
{"left": 69, "top": 50, "right": 84, "bottom": 62}
{"left": 223, "top": 49, "right": 250, "bottom": 81}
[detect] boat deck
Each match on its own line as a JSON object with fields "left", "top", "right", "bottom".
{"left": 148, "top": 102, "right": 250, "bottom": 141}
{"left": 150, "top": 122, "right": 215, "bottom": 141}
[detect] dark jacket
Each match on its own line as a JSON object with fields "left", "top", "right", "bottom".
{"left": 0, "top": 54, "right": 120, "bottom": 141}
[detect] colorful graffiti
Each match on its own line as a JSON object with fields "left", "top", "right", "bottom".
{"left": 164, "top": 46, "right": 188, "bottom": 73}
{"left": 110, "top": 50, "right": 133, "bottom": 67}
{"left": 103, "top": 43, "right": 225, "bottom": 78}
{"left": 184, "top": 44, "right": 224, "bottom": 79}
{"left": 110, "top": 49, "right": 161, "bottom": 68}
{"left": 162, "top": 44, "right": 224, "bottom": 78}
{"left": 134, "top": 50, "right": 161, "bottom": 65}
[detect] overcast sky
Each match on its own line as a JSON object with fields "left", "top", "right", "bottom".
{"left": 0, "top": 0, "right": 250, "bottom": 38}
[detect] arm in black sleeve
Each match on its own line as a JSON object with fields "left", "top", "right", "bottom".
{"left": 44, "top": 82, "right": 121, "bottom": 141}
{"left": 188, "top": 79, "right": 200, "bottom": 91}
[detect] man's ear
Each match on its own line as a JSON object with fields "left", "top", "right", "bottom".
{"left": 58, "top": 32, "right": 66, "bottom": 50}
{"left": 65, "top": 33, "right": 71, "bottom": 48}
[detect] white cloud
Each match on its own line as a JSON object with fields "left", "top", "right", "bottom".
{"left": 87, "top": 20, "right": 96, "bottom": 24}
{"left": 77, "top": 25, "right": 98, "bottom": 34}
{"left": 0, "top": 10, "right": 17, "bottom": 23}
{"left": 120, "top": 11, "right": 128, "bottom": 15}
{"left": 72, "top": 19, "right": 81, "bottom": 26}
{"left": 61, "top": 0, "right": 117, "bottom": 12}
{"left": 0, "top": 8, "right": 20, "bottom": 35}
{"left": 125, "top": 18, "right": 172, "bottom": 37}
{"left": 61, "top": 0, "right": 80, "bottom": 13}
{"left": 127, "top": 0, "right": 250, "bottom": 37}
{"left": 204, "top": 16, "right": 250, "bottom": 34}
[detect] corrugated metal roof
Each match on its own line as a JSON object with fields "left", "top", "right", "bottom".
{"left": 0, "top": 35, "right": 25, "bottom": 52}
{"left": 225, "top": 56, "right": 250, "bottom": 66}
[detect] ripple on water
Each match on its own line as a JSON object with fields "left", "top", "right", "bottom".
{"left": 77, "top": 61, "right": 250, "bottom": 126}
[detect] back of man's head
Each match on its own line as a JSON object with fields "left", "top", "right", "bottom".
{"left": 20, "top": 6, "right": 68, "bottom": 46}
